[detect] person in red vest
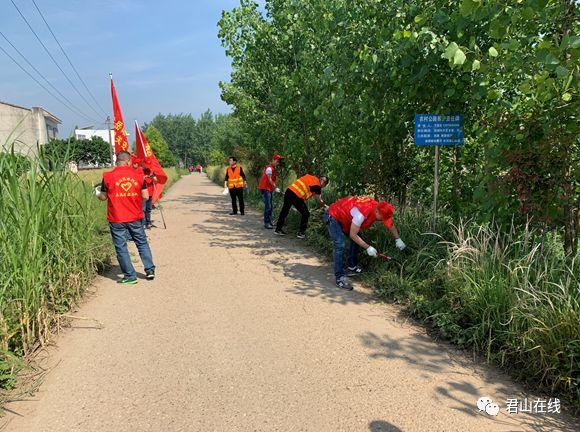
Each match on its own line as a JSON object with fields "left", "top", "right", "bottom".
{"left": 223, "top": 156, "right": 247, "bottom": 215}
{"left": 96, "top": 150, "right": 155, "bottom": 284}
{"left": 197, "top": 164, "right": 203, "bottom": 174}
{"left": 142, "top": 168, "right": 157, "bottom": 229}
{"left": 275, "top": 174, "right": 329, "bottom": 238}
{"left": 258, "top": 154, "right": 283, "bottom": 229}
{"left": 324, "top": 196, "right": 406, "bottom": 290}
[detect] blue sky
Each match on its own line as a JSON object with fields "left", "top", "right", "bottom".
{"left": 0, "top": 0, "right": 242, "bottom": 135}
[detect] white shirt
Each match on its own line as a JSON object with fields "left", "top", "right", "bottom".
{"left": 265, "top": 167, "right": 273, "bottom": 175}
{"left": 350, "top": 207, "right": 365, "bottom": 227}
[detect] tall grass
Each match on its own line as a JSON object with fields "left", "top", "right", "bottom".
{"left": 208, "top": 164, "right": 579, "bottom": 407}
{"left": 0, "top": 150, "right": 110, "bottom": 388}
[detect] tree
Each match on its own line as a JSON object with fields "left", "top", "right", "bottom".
{"left": 143, "top": 125, "right": 175, "bottom": 167}
{"left": 44, "top": 136, "right": 111, "bottom": 166}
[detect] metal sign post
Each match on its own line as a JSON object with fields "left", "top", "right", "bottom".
{"left": 433, "top": 145, "right": 440, "bottom": 230}
{"left": 414, "top": 114, "right": 464, "bottom": 230}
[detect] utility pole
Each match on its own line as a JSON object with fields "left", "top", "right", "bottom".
{"left": 106, "top": 115, "right": 114, "bottom": 166}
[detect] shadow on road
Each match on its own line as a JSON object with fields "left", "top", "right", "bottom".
{"left": 369, "top": 420, "right": 402, "bottom": 431}
{"left": 166, "top": 188, "right": 376, "bottom": 306}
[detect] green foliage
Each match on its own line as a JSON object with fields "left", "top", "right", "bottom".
{"left": 44, "top": 136, "right": 111, "bottom": 166}
{"left": 219, "top": 0, "right": 579, "bottom": 253}
{"left": 0, "top": 149, "right": 111, "bottom": 387}
{"left": 144, "top": 125, "right": 176, "bottom": 167}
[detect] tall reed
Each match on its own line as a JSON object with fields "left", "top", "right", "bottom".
{"left": 0, "top": 149, "right": 110, "bottom": 387}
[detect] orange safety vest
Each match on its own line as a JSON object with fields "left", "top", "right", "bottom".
{"left": 227, "top": 165, "right": 244, "bottom": 189}
{"left": 289, "top": 174, "right": 321, "bottom": 200}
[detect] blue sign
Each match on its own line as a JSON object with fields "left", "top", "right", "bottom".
{"left": 414, "top": 114, "right": 464, "bottom": 146}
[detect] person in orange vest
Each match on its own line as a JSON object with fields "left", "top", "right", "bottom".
{"left": 324, "top": 196, "right": 406, "bottom": 290}
{"left": 223, "top": 156, "right": 247, "bottom": 215}
{"left": 274, "top": 174, "right": 329, "bottom": 238}
{"left": 95, "top": 150, "right": 155, "bottom": 284}
{"left": 258, "top": 154, "right": 283, "bottom": 229}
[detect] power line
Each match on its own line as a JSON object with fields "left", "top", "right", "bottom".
{"left": 30, "top": 0, "right": 108, "bottom": 117}
{"left": 10, "top": 0, "right": 104, "bottom": 119}
{"left": 0, "top": 43, "right": 97, "bottom": 123}
{"left": 0, "top": 30, "right": 97, "bottom": 123}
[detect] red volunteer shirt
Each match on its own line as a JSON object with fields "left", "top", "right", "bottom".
{"left": 101, "top": 166, "right": 147, "bottom": 223}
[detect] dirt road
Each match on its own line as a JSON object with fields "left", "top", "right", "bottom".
{"left": 4, "top": 174, "right": 576, "bottom": 431}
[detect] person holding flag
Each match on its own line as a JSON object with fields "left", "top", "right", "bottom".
{"left": 134, "top": 121, "right": 168, "bottom": 207}
{"left": 142, "top": 168, "right": 157, "bottom": 229}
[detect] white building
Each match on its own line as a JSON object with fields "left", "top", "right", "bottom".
{"left": 0, "top": 101, "right": 61, "bottom": 155}
{"left": 73, "top": 128, "right": 113, "bottom": 144}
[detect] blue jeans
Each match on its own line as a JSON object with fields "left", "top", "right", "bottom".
{"left": 324, "top": 210, "right": 359, "bottom": 281}
{"left": 261, "top": 190, "right": 273, "bottom": 226}
{"left": 109, "top": 220, "right": 155, "bottom": 279}
{"left": 142, "top": 196, "right": 153, "bottom": 226}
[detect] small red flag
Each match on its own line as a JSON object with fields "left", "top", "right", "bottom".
{"left": 135, "top": 121, "right": 168, "bottom": 204}
{"left": 110, "top": 74, "right": 129, "bottom": 154}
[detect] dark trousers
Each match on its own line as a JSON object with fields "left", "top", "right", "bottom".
{"left": 142, "top": 196, "right": 152, "bottom": 226}
{"left": 276, "top": 189, "right": 309, "bottom": 233}
{"left": 229, "top": 187, "right": 245, "bottom": 214}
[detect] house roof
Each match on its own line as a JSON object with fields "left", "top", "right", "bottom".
{"left": 37, "top": 108, "right": 62, "bottom": 124}
{"left": 0, "top": 100, "right": 30, "bottom": 111}
{"left": 0, "top": 101, "right": 62, "bottom": 124}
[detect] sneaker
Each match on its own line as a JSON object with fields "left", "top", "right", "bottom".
{"left": 145, "top": 269, "right": 155, "bottom": 280}
{"left": 117, "top": 277, "right": 138, "bottom": 285}
{"left": 347, "top": 265, "right": 363, "bottom": 276}
{"left": 274, "top": 229, "right": 286, "bottom": 236}
{"left": 229, "top": 212, "right": 238, "bottom": 215}
{"left": 240, "top": 212, "right": 245, "bottom": 215}
{"left": 296, "top": 232, "right": 306, "bottom": 239}
{"left": 336, "top": 277, "right": 353, "bottom": 290}
{"left": 265, "top": 224, "right": 274, "bottom": 229}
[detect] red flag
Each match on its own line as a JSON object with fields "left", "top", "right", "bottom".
{"left": 110, "top": 74, "right": 129, "bottom": 154}
{"left": 135, "top": 121, "right": 168, "bottom": 204}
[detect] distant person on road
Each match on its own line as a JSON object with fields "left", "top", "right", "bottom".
{"left": 324, "top": 196, "right": 405, "bottom": 290}
{"left": 275, "top": 174, "right": 329, "bottom": 239}
{"left": 96, "top": 150, "right": 156, "bottom": 284}
{"left": 258, "top": 154, "right": 283, "bottom": 229}
{"left": 224, "top": 156, "right": 247, "bottom": 215}
{"left": 197, "top": 164, "right": 203, "bottom": 174}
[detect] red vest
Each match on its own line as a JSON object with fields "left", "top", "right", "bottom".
{"left": 289, "top": 174, "right": 320, "bottom": 200}
{"left": 329, "top": 196, "right": 378, "bottom": 233}
{"left": 103, "top": 166, "right": 145, "bottom": 223}
{"left": 258, "top": 163, "right": 277, "bottom": 191}
{"left": 145, "top": 175, "right": 155, "bottom": 196}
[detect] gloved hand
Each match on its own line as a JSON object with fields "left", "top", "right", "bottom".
{"left": 274, "top": 187, "right": 281, "bottom": 193}
{"left": 395, "top": 238, "right": 406, "bottom": 250}
{"left": 222, "top": 187, "right": 229, "bottom": 196}
{"left": 94, "top": 186, "right": 101, "bottom": 196}
{"left": 366, "top": 246, "right": 378, "bottom": 257}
